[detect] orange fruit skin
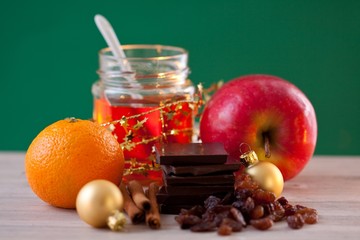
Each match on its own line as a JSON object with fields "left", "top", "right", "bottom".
{"left": 25, "top": 118, "right": 124, "bottom": 209}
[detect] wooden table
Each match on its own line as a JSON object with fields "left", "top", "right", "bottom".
{"left": 0, "top": 152, "right": 359, "bottom": 239}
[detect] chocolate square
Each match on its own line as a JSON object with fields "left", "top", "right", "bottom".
{"left": 155, "top": 142, "right": 228, "bottom": 166}
{"left": 162, "top": 163, "right": 241, "bottom": 176}
{"left": 162, "top": 185, "right": 234, "bottom": 195}
{"left": 163, "top": 173, "right": 235, "bottom": 186}
{"left": 159, "top": 204, "right": 194, "bottom": 214}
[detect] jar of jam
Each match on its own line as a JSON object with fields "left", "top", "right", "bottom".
{"left": 92, "top": 45, "right": 196, "bottom": 185}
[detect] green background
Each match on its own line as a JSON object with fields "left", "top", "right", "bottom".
{"left": 1, "top": 0, "right": 359, "bottom": 154}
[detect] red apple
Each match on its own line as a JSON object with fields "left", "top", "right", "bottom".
{"left": 200, "top": 74, "right": 317, "bottom": 181}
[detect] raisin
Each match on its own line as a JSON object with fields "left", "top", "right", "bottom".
{"left": 190, "top": 221, "right": 217, "bottom": 232}
{"left": 235, "top": 188, "right": 253, "bottom": 201}
{"left": 221, "top": 218, "right": 243, "bottom": 232}
{"left": 212, "top": 206, "right": 231, "bottom": 226}
{"left": 242, "top": 197, "right": 255, "bottom": 214}
{"left": 217, "top": 224, "right": 232, "bottom": 236}
{"left": 295, "top": 204, "right": 306, "bottom": 211}
{"left": 202, "top": 210, "right": 216, "bottom": 223}
{"left": 303, "top": 211, "right": 318, "bottom": 224}
{"left": 250, "top": 205, "right": 264, "bottom": 220}
{"left": 296, "top": 207, "right": 318, "bottom": 224}
{"left": 283, "top": 204, "right": 297, "bottom": 216}
{"left": 250, "top": 217, "right": 274, "bottom": 230}
{"left": 204, "top": 196, "right": 221, "bottom": 209}
{"left": 217, "top": 218, "right": 243, "bottom": 235}
{"left": 175, "top": 215, "right": 202, "bottom": 229}
{"left": 263, "top": 203, "right": 275, "bottom": 216}
{"left": 277, "top": 196, "right": 289, "bottom": 206}
{"left": 232, "top": 200, "right": 244, "bottom": 210}
{"left": 229, "top": 207, "right": 246, "bottom": 226}
{"left": 189, "top": 205, "right": 206, "bottom": 217}
{"left": 213, "top": 205, "right": 232, "bottom": 214}
{"left": 296, "top": 207, "right": 317, "bottom": 216}
{"left": 287, "top": 213, "right": 305, "bottom": 229}
{"left": 271, "top": 201, "right": 285, "bottom": 222}
{"left": 235, "top": 174, "right": 259, "bottom": 191}
{"left": 214, "top": 216, "right": 225, "bottom": 227}
{"left": 252, "top": 189, "right": 276, "bottom": 204}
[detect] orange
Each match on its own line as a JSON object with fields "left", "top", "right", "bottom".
{"left": 25, "top": 118, "right": 124, "bottom": 209}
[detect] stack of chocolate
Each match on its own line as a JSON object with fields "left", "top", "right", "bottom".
{"left": 155, "top": 142, "right": 241, "bottom": 214}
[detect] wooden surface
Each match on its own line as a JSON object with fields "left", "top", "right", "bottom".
{"left": 0, "top": 152, "right": 359, "bottom": 239}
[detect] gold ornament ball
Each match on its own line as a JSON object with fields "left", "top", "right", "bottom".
{"left": 246, "top": 161, "right": 284, "bottom": 197}
{"left": 76, "top": 180, "right": 124, "bottom": 228}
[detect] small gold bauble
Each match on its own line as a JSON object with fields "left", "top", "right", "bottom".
{"left": 246, "top": 161, "right": 284, "bottom": 197}
{"left": 76, "top": 180, "right": 124, "bottom": 228}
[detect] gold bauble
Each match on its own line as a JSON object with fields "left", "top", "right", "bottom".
{"left": 246, "top": 161, "right": 284, "bottom": 197}
{"left": 76, "top": 180, "right": 124, "bottom": 228}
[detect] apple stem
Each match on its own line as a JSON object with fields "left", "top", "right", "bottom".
{"left": 263, "top": 133, "right": 271, "bottom": 158}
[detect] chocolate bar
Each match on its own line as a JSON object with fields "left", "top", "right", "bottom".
{"left": 155, "top": 142, "right": 227, "bottom": 166}
{"left": 155, "top": 142, "right": 238, "bottom": 214}
{"left": 162, "top": 163, "right": 241, "bottom": 176}
{"left": 159, "top": 204, "right": 194, "bottom": 214}
{"left": 164, "top": 173, "right": 235, "bottom": 186}
{"left": 162, "top": 185, "right": 234, "bottom": 195}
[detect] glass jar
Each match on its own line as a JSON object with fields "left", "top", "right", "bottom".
{"left": 92, "top": 44, "right": 196, "bottom": 185}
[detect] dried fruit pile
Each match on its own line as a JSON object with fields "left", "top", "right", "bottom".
{"left": 175, "top": 173, "right": 318, "bottom": 236}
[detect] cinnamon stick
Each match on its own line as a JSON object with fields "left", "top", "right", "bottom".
{"left": 127, "top": 180, "right": 151, "bottom": 211}
{"left": 145, "top": 182, "right": 161, "bottom": 229}
{"left": 119, "top": 183, "right": 145, "bottom": 224}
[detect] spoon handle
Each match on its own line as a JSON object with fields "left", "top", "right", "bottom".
{"left": 95, "top": 14, "right": 132, "bottom": 72}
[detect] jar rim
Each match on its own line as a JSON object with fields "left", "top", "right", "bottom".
{"left": 99, "top": 44, "right": 188, "bottom": 61}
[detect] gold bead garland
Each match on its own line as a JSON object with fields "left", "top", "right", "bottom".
{"left": 100, "top": 84, "right": 204, "bottom": 176}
